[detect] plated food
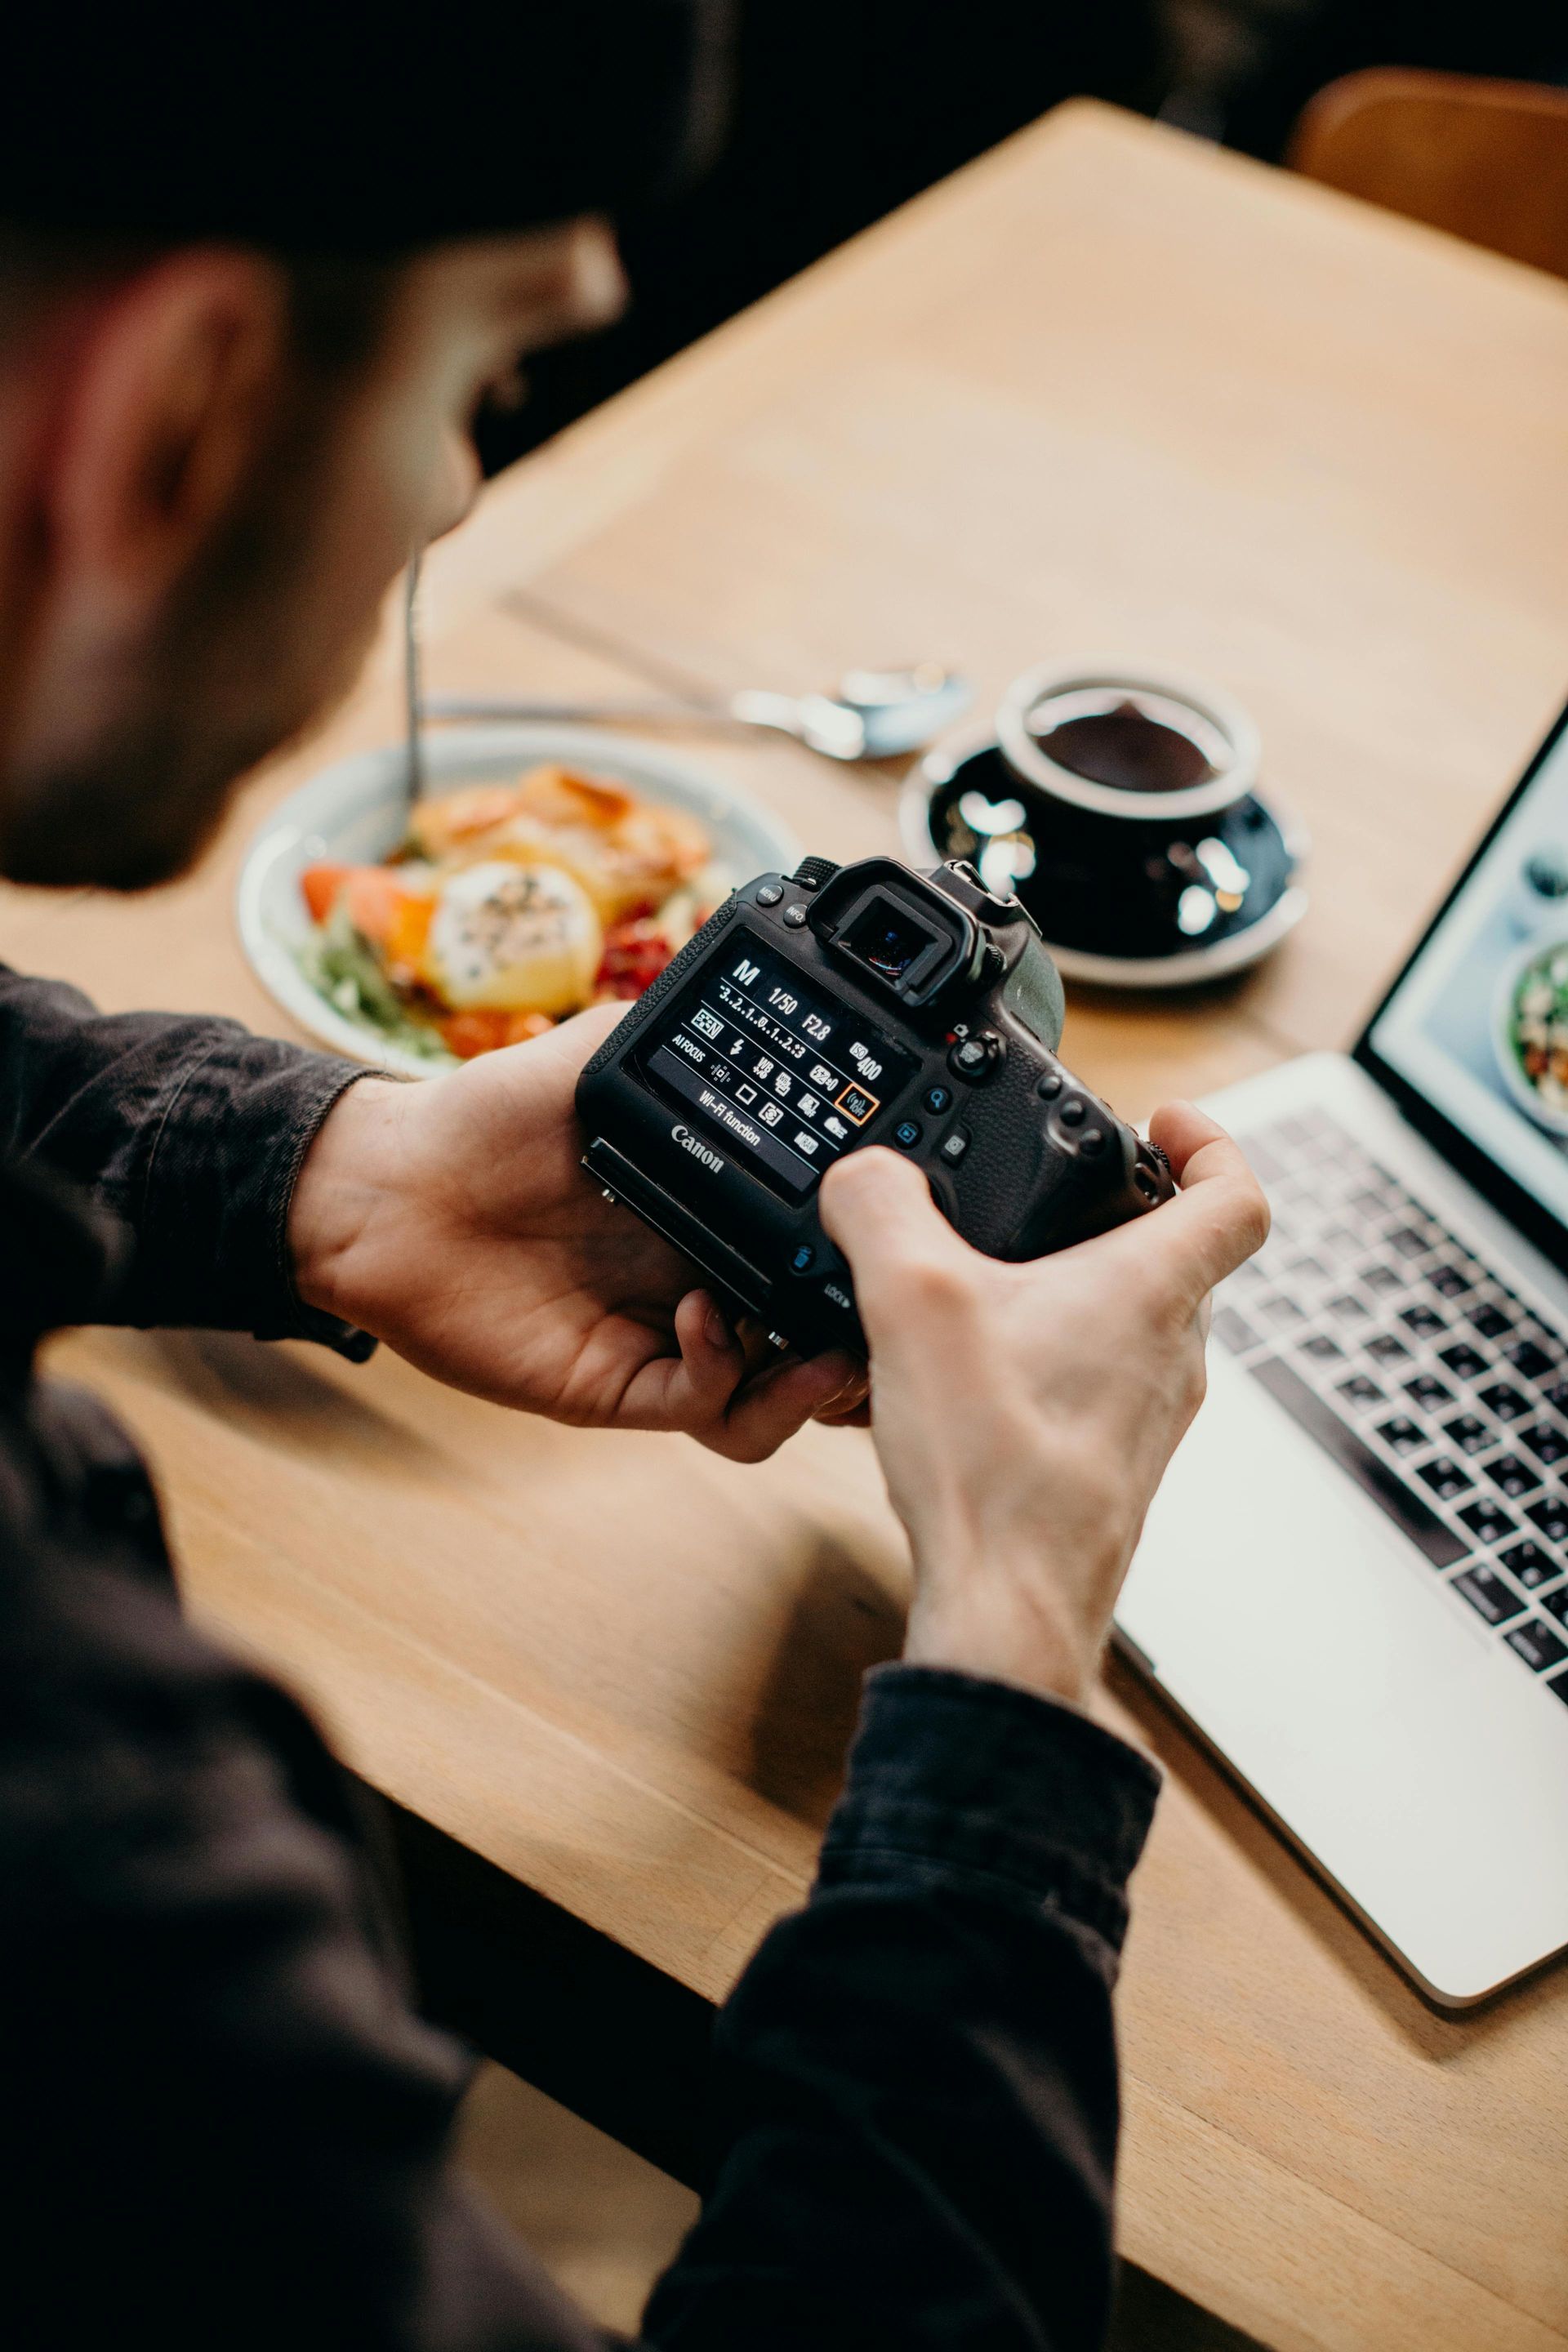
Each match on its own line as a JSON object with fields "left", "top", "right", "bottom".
{"left": 238, "top": 724, "right": 800, "bottom": 1079}
{"left": 1500, "top": 937, "right": 1568, "bottom": 1131}
{"left": 296, "top": 762, "right": 727, "bottom": 1064}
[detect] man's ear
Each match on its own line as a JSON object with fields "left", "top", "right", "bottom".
{"left": 46, "top": 249, "right": 292, "bottom": 608}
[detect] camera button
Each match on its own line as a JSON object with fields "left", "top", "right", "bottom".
{"left": 1058, "top": 1096, "right": 1087, "bottom": 1128}
{"left": 893, "top": 1118, "right": 923, "bottom": 1150}
{"left": 938, "top": 1128, "right": 970, "bottom": 1165}
{"left": 755, "top": 882, "right": 785, "bottom": 906}
{"left": 948, "top": 1031, "right": 1001, "bottom": 1082}
{"left": 1079, "top": 1127, "right": 1107, "bottom": 1156}
{"left": 782, "top": 903, "right": 809, "bottom": 928}
{"left": 1036, "top": 1070, "right": 1063, "bottom": 1100}
{"left": 922, "top": 1084, "right": 953, "bottom": 1116}
{"left": 789, "top": 1243, "right": 817, "bottom": 1274}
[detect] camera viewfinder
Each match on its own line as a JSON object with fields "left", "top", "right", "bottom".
{"left": 839, "top": 893, "right": 949, "bottom": 996}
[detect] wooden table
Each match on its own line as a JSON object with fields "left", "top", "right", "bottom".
{"left": 13, "top": 101, "right": 1568, "bottom": 2352}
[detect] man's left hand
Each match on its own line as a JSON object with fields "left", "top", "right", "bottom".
{"left": 288, "top": 1005, "right": 866, "bottom": 1461}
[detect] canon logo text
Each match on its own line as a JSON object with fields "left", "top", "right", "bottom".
{"left": 671, "top": 1125, "right": 724, "bottom": 1174}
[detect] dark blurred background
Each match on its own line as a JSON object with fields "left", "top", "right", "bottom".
{"left": 1164, "top": 0, "right": 1567, "bottom": 148}
{"left": 478, "top": 0, "right": 1568, "bottom": 476}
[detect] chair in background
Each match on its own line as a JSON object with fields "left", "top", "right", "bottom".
{"left": 1289, "top": 66, "right": 1568, "bottom": 281}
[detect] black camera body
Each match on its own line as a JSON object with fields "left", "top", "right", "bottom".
{"left": 576, "top": 853, "right": 1174, "bottom": 1357}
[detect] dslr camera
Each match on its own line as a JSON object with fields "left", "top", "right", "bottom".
{"left": 577, "top": 853, "right": 1174, "bottom": 1357}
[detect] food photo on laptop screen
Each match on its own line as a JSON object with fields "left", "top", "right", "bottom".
{"left": 1370, "top": 714, "right": 1568, "bottom": 1238}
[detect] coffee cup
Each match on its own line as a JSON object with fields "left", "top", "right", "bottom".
{"left": 903, "top": 659, "right": 1305, "bottom": 987}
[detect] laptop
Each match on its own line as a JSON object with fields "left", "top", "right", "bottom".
{"left": 1116, "top": 700, "right": 1568, "bottom": 2004}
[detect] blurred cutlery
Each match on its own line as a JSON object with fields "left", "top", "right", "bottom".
{"left": 420, "top": 663, "right": 973, "bottom": 763}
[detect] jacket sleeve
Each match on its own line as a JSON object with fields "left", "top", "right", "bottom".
{"left": 641, "top": 1664, "right": 1160, "bottom": 2352}
{"left": 0, "top": 963, "right": 372, "bottom": 1348}
{"left": 6, "top": 1404, "right": 1157, "bottom": 2352}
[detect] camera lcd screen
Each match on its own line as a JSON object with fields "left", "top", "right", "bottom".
{"left": 644, "top": 935, "right": 916, "bottom": 1196}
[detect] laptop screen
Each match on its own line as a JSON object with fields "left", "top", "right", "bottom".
{"left": 1361, "top": 702, "right": 1568, "bottom": 1265}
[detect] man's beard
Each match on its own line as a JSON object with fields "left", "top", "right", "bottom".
{"left": 0, "top": 390, "right": 379, "bottom": 892}
{"left": 0, "top": 690, "right": 319, "bottom": 892}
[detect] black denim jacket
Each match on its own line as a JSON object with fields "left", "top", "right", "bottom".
{"left": 0, "top": 963, "right": 1160, "bottom": 2351}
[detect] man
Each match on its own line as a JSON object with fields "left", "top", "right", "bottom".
{"left": 0, "top": 9, "right": 1267, "bottom": 2348}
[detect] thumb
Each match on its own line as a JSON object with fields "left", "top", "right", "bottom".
{"left": 541, "top": 997, "right": 628, "bottom": 1071}
{"left": 819, "top": 1147, "right": 972, "bottom": 1307}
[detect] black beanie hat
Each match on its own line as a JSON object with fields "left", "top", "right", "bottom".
{"left": 0, "top": 3, "right": 732, "bottom": 255}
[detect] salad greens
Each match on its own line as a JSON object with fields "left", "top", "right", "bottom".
{"left": 1511, "top": 945, "right": 1568, "bottom": 1116}
{"left": 298, "top": 905, "right": 457, "bottom": 1066}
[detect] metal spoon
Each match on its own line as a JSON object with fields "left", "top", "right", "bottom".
{"left": 419, "top": 662, "right": 973, "bottom": 763}
{"left": 403, "top": 548, "right": 426, "bottom": 804}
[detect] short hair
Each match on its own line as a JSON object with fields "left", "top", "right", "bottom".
{"left": 0, "top": 225, "right": 399, "bottom": 379}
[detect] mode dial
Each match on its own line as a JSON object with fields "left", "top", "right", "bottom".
{"left": 948, "top": 1030, "right": 1004, "bottom": 1083}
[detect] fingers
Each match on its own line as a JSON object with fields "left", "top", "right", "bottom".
{"left": 616, "top": 1290, "right": 862, "bottom": 1460}
{"left": 679, "top": 1282, "right": 865, "bottom": 1458}
{"left": 820, "top": 1147, "right": 973, "bottom": 1320}
{"left": 608, "top": 1289, "right": 744, "bottom": 1434}
{"left": 710, "top": 1348, "right": 866, "bottom": 1461}
{"left": 671, "top": 1286, "right": 747, "bottom": 1416}
{"left": 535, "top": 997, "right": 627, "bottom": 1076}
{"left": 1150, "top": 1098, "right": 1257, "bottom": 1194}
{"left": 702, "top": 1294, "right": 867, "bottom": 1447}
{"left": 1136, "top": 1102, "right": 1271, "bottom": 1303}
{"left": 607, "top": 1111, "right": 1261, "bottom": 1458}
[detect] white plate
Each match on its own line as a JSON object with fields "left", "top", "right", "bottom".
{"left": 238, "top": 725, "right": 801, "bottom": 1079}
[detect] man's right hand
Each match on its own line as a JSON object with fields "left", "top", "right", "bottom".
{"left": 819, "top": 1103, "right": 1269, "bottom": 1708}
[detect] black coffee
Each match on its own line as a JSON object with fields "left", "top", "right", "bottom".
{"left": 1033, "top": 698, "right": 1215, "bottom": 794}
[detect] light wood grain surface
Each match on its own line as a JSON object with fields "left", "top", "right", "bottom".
{"left": 15, "top": 100, "right": 1568, "bottom": 2352}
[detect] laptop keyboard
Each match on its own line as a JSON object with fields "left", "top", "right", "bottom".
{"left": 1216, "top": 1107, "right": 1568, "bottom": 1703}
